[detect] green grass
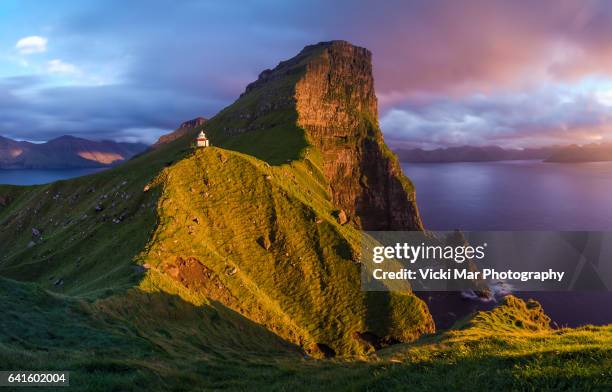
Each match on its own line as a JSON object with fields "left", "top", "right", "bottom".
{"left": 136, "top": 146, "right": 432, "bottom": 355}
{"left": 1, "top": 42, "right": 610, "bottom": 390}
{"left": 1, "top": 281, "right": 609, "bottom": 391}
{"left": 0, "top": 132, "right": 433, "bottom": 357}
{"left": 0, "top": 134, "right": 192, "bottom": 297}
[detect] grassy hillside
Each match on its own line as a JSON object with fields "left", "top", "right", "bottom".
{"left": 1, "top": 40, "right": 610, "bottom": 389}
{"left": 0, "top": 123, "right": 433, "bottom": 356}
{"left": 136, "top": 146, "right": 431, "bottom": 355}
{"left": 0, "top": 40, "right": 435, "bottom": 356}
{"left": 1, "top": 282, "right": 609, "bottom": 391}
{"left": 0, "top": 136, "right": 189, "bottom": 297}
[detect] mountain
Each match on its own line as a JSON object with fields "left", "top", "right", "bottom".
{"left": 0, "top": 41, "right": 432, "bottom": 358}
{"left": 0, "top": 135, "right": 147, "bottom": 169}
{"left": 0, "top": 41, "right": 608, "bottom": 389}
{"left": 211, "top": 41, "right": 423, "bottom": 230}
{"left": 545, "top": 143, "right": 612, "bottom": 162}
{"left": 395, "top": 145, "right": 562, "bottom": 163}
{"left": 151, "top": 117, "right": 207, "bottom": 148}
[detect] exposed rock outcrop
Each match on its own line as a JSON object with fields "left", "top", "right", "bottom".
{"left": 152, "top": 117, "right": 207, "bottom": 148}
{"left": 179, "top": 117, "right": 207, "bottom": 129}
{"left": 221, "top": 41, "right": 423, "bottom": 230}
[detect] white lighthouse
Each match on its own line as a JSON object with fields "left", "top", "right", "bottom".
{"left": 196, "top": 130, "right": 210, "bottom": 148}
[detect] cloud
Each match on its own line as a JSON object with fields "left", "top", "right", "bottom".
{"left": 4, "top": 1, "right": 612, "bottom": 147}
{"left": 15, "top": 36, "right": 48, "bottom": 55}
{"left": 0, "top": 79, "right": 223, "bottom": 143}
{"left": 46, "top": 59, "right": 80, "bottom": 75}
{"left": 381, "top": 85, "right": 612, "bottom": 149}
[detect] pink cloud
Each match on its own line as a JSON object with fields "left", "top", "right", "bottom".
{"left": 329, "top": 0, "right": 612, "bottom": 103}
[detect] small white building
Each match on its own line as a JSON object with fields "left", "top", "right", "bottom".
{"left": 196, "top": 130, "right": 210, "bottom": 147}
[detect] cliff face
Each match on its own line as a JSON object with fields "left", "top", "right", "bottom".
{"left": 0, "top": 42, "right": 434, "bottom": 358}
{"left": 152, "top": 117, "right": 207, "bottom": 148}
{"left": 294, "top": 41, "right": 422, "bottom": 230}
{"left": 221, "top": 41, "right": 423, "bottom": 230}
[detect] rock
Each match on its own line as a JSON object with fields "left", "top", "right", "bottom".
{"left": 152, "top": 117, "right": 207, "bottom": 149}
{"left": 31, "top": 228, "right": 42, "bottom": 237}
{"left": 257, "top": 235, "right": 273, "bottom": 250}
{"left": 27, "top": 241, "right": 36, "bottom": 248}
{"left": 53, "top": 278, "right": 64, "bottom": 287}
{"left": 131, "top": 265, "right": 147, "bottom": 274}
{"left": 334, "top": 210, "right": 348, "bottom": 225}
{"left": 235, "top": 41, "right": 423, "bottom": 231}
{"left": 94, "top": 204, "right": 104, "bottom": 212}
{"left": 352, "top": 331, "right": 382, "bottom": 351}
{"left": 179, "top": 117, "right": 207, "bottom": 129}
{"left": 309, "top": 343, "right": 336, "bottom": 358}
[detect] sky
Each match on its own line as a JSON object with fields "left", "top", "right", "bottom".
{"left": 1, "top": 0, "right": 612, "bottom": 148}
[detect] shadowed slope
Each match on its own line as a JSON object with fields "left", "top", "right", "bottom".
{"left": 137, "top": 147, "right": 433, "bottom": 356}
{"left": 1, "top": 284, "right": 608, "bottom": 391}
{"left": 0, "top": 41, "right": 434, "bottom": 358}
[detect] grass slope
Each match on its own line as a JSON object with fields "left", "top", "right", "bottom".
{"left": 0, "top": 126, "right": 433, "bottom": 357}
{"left": 1, "top": 49, "right": 610, "bottom": 387}
{"left": 137, "top": 146, "right": 432, "bottom": 355}
{"left": 0, "top": 137, "right": 190, "bottom": 297}
{"left": 1, "top": 282, "right": 609, "bottom": 391}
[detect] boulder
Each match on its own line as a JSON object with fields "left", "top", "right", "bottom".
{"left": 334, "top": 210, "right": 348, "bottom": 225}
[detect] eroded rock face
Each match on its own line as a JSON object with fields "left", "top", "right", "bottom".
{"left": 0, "top": 196, "right": 10, "bottom": 207}
{"left": 153, "top": 117, "right": 207, "bottom": 148}
{"left": 179, "top": 117, "right": 207, "bottom": 129}
{"left": 233, "top": 41, "right": 423, "bottom": 230}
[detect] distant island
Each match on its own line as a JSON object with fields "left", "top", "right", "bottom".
{"left": 545, "top": 143, "right": 612, "bottom": 163}
{"left": 395, "top": 144, "right": 612, "bottom": 163}
{"left": 0, "top": 135, "right": 147, "bottom": 169}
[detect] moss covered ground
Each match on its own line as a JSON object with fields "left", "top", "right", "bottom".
{"left": 1, "top": 280, "right": 609, "bottom": 391}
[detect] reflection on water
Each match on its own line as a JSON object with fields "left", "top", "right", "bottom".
{"left": 403, "top": 160, "right": 612, "bottom": 231}
{"left": 0, "top": 168, "right": 106, "bottom": 185}
{"left": 402, "top": 160, "right": 612, "bottom": 327}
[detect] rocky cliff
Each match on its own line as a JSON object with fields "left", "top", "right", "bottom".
{"left": 0, "top": 41, "right": 433, "bottom": 358}
{"left": 294, "top": 41, "right": 422, "bottom": 230}
{"left": 212, "top": 41, "right": 423, "bottom": 230}
{"left": 152, "top": 117, "right": 207, "bottom": 148}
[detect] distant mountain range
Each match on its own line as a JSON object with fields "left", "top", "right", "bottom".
{"left": 395, "top": 144, "right": 612, "bottom": 163}
{"left": 0, "top": 135, "right": 147, "bottom": 169}
{"left": 545, "top": 143, "right": 612, "bottom": 163}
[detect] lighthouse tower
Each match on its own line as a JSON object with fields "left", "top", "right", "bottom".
{"left": 196, "top": 130, "right": 210, "bottom": 148}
